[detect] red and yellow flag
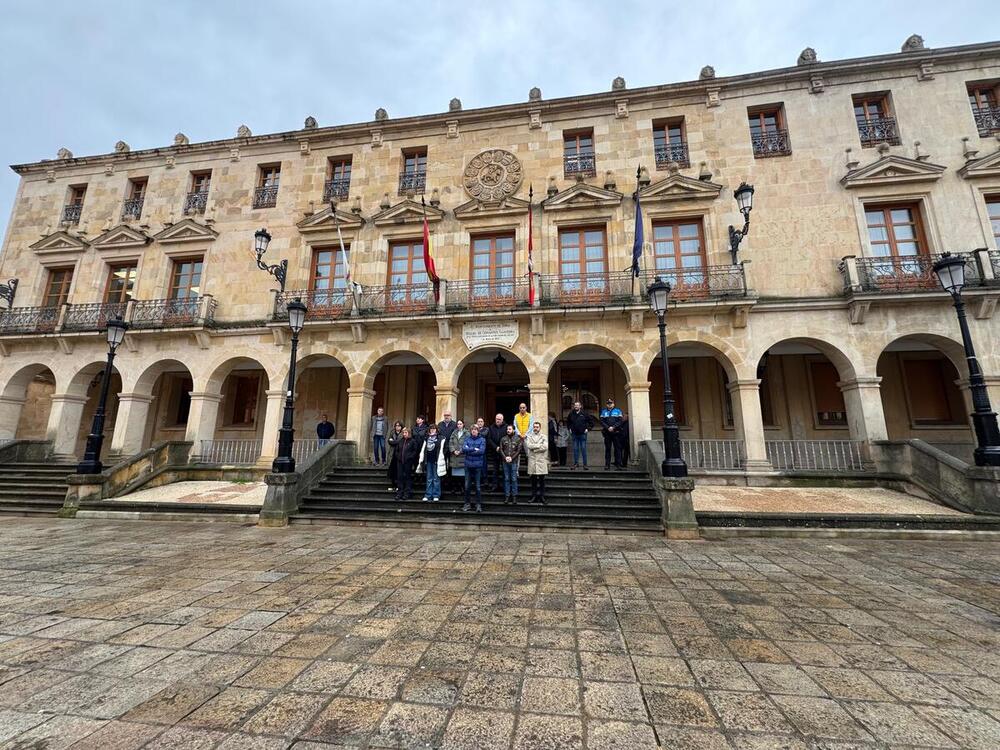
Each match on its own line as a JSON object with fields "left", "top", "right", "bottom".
{"left": 527, "top": 185, "right": 535, "bottom": 306}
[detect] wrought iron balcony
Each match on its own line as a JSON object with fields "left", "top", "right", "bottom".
{"left": 120, "top": 197, "right": 144, "bottom": 221}
{"left": 358, "top": 282, "right": 435, "bottom": 316}
{"left": 845, "top": 253, "right": 987, "bottom": 294}
{"left": 563, "top": 153, "right": 596, "bottom": 178}
{"left": 654, "top": 142, "right": 690, "bottom": 169}
{"left": 972, "top": 105, "right": 1000, "bottom": 137}
{"left": 751, "top": 129, "right": 791, "bottom": 158}
{"left": 990, "top": 250, "right": 1000, "bottom": 280}
{"left": 62, "top": 204, "right": 82, "bottom": 225}
{"left": 183, "top": 191, "right": 209, "bottom": 215}
{"left": 273, "top": 289, "right": 350, "bottom": 322}
{"left": 252, "top": 185, "right": 279, "bottom": 209}
{"left": 0, "top": 306, "right": 60, "bottom": 335}
{"left": 397, "top": 171, "right": 426, "bottom": 195}
{"left": 322, "top": 177, "right": 351, "bottom": 203}
{"left": 539, "top": 266, "right": 748, "bottom": 308}
{"left": 445, "top": 278, "right": 532, "bottom": 313}
{"left": 856, "top": 116, "right": 901, "bottom": 147}
{"left": 130, "top": 297, "right": 214, "bottom": 329}
{"left": 61, "top": 302, "right": 128, "bottom": 332}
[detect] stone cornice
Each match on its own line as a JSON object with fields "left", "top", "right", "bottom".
{"left": 12, "top": 41, "right": 1000, "bottom": 176}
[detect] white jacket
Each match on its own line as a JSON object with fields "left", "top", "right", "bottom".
{"left": 417, "top": 441, "right": 448, "bottom": 477}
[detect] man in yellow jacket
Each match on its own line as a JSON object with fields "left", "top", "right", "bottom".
{"left": 514, "top": 402, "right": 532, "bottom": 439}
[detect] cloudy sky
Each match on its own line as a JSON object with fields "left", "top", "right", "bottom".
{"left": 0, "top": 1, "right": 994, "bottom": 242}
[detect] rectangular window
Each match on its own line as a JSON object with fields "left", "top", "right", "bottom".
{"left": 653, "top": 119, "right": 689, "bottom": 169}
{"left": 651, "top": 219, "right": 707, "bottom": 298}
{"left": 43, "top": 268, "right": 73, "bottom": 307}
{"left": 399, "top": 148, "right": 427, "bottom": 194}
{"left": 470, "top": 233, "right": 516, "bottom": 306}
{"left": 310, "top": 247, "right": 350, "bottom": 316}
{"left": 809, "top": 360, "right": 847, "bottom": 427}
{"left": 63, "top": 185, "right": 86, "bottom": 224}
{"left": 986, "top": 195, "right": 1000, "bottom": 247}
{"left": 387, "top": 240, "right": 430, "bottom": 308}
{"left": 190, "top": 171, "right": 211, "bottom": 193}
{"left": 230, "top": 374, "right": 260, "bottom": 426}
{"left": 104, "top": 263, "right": 137, "bottom": 304}
{"left": 128, "top": 178, "right": 148, "bottom": 200}
{"left": 747, "top": 106, "right": 791, "bottom": 157}
{"left": 968, "top": 81, "right": 1000, "bottom": 137}
{"left": 903, "top": 357, "right": 963, "bottom": 426}
{"left": 324, "top": 157, "right": 352, "bottom": 202}
{"left": 557, "top": 227, "right": 608, "bottom": 302}
{"left": 170, "top": 375, "right": 193, "bottom": 427}
{"left": 184, "top": 171, "right": 211, "bottom": 215}
{"left": 68, "top": 185, "right": 86, "bottom": 206}
{"left": 169, "top": 258, "right": 203, "bottom": 300}
{"left": 122, "top": 178, "right": 147, "bottom": 220}
{"left": 853, "top": 93, "right": 901, "bottom": 147}
{"left": 254, "top": 164, "right": 280, "bottom": 208}
{"left": 563, "top": 129, "right": 596, "bottom": 177}
{"left": 864, "top": 203, "right": 928, "bottom": 259}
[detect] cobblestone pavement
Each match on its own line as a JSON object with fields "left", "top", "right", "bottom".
{"left": 0, "top": 519, "right": 998, "bottom": 749}
{"left": 691, "top": 486, "right": 967, "bottom": 515}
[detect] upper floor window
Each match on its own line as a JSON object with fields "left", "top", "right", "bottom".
{"left": 471, "top": 234, "right": 516, "bottom": 303}
{"left": 653, "top": 119, "right": 689, "bottom": 169}
{"left": 185, "top": 171, "right": 211, "bottom": 215}
{"left": 44, "top": 267, "right": 73, "bottom": 308}
{"left": 747, "top": 106, "right": 791, "bottom": 158}
{"left": 987, "top": 195, "right": 1000, "bottom": 247}
{"left": 311, "top": 247, "right": 350, "bottom": 314}
{"left": 399, "top": 148, "right": 427, "bottom": 195}
{"left": 651, "top": 219, "right": 709, "bottom": 297}
{"left": 324, "top": 157, "right": 352, "bottom": 202}
{"left": 556, "top": 227, "right": 608, "bottom": 302}
{"left": 387, "top": 239, "right": 431, "bottom": 308}
{"left": 169, "top": 258, "right": 203, "bottom": 300}
{"left": 253, "top": 164, "right": 280, "bottom": 208}
{"left": 864, "top": 203, "right": 928, "bottom": 259}
{"left": 968, "top": 81, "right": 1000, "bottom": 137}
{"left": 104, "top": 263, "right": 137, "bottom": 304}
{"left": 122, "top": 178, "right": 147, "bottom": 221}
{"left": 853, "top": 93, "right": 901, "bottom": 147}
{"left": 62, "top": 185, "right": 86, "bottom": 225}
{"left": 563, "top": 130, "right": 596, "bottom": 177}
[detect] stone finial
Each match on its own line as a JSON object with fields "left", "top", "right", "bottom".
{"left": 56, "top": 147, "right": 73, "bottom": 160}
{"left": 351, "top": 196, "right": 362, "bottom": 214}
{"left": 380, "top": 192, "right": 391, "bottom": 210}
{"left": 699, "top": 65, "right": 716, "bottom": 80}
{"left": 666, "top": 162, "right": 680, "bottom": 175}
{"left": 612, "top": 76, "right": 626, "bottom": 91}
{"left": 603, "top": 171, "right": 616, "bottom": 191}
{"left": 876, "top": 141, "right": 891, "bottom": 155}
{"left": 237, "top": 124, "right": 251, "bottom": 138}
{"left": 913, "top": 140, "right": 929, "bottom": 161}
{"left": 698, "top": 162, "right": 713, "bottom": 182}
{"left": 304, "top": 116, "right": 318, "bottom": 129}
{"left": 797, "top": 47, "right": 818, "bottom": 65}
{"left": 638, "top": 166, "right": 651, "bottom": 186}
{"left": 449, "top": 98, "right": 462, "bottom": 112}
{"left": 547, "top": 176, "right": 558, "bottom": 197}
{"left": 173, "top": 133, "right": 189, "bottom": 146}
{"left": 114, "top": 140, "right": 129, "bottom": 153}
{"left": 430, "top": 188, "right": 441, "bottom": 206}
{"left": 901, "top": 34, "right": 925, "bottom": 52}
{"left": 845, "top": 148, "right": 859, "bottom": 170}
{"left": 375, "top": 108, "right": 388, "bottom": 121}
{"left": 528, "top": 86, "right": 542, "bottom": 102}
{"left": 962, "top": 137, "right": 979, "bottom": 161}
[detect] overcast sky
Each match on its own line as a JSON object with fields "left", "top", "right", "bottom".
{"left": 0, "top": 1, "right": 995, "bottom": 243}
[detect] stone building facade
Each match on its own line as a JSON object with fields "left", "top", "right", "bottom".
{"left": 1, "top": 36, "right": 999, "bottom": 473}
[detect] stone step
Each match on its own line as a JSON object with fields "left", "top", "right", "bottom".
{"left": 290, "top": 509, "right": 663, "bottom": 532}
{"left": 79, "top": 501, "right": 262, "bottom": 516}
{"left": 306, "top": 488, "right": 657, "bottom": 505}
{"left": 300, "top": 497, "right": 661, "bottom": 516}
{"left": 696, "top": 511, "right": 1000, "bottom": 531}
{"left": 0, "top": 488, "right": 67, "bottom": 499}
{"left": 309, "top": 482, "right": 657, "bottom": 500}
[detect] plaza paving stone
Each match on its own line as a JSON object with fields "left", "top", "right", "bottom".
{"left": 0, "top": 518, "right": 997, "bottom": 749}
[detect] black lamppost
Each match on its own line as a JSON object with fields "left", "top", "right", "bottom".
{"left": 493, "top": 352, "right": 507, "bottom": 380}
{"left": 932, "top": 253, "right": 1000, "bottom": 467}
{"left": 77, "top": 316, "right": 128, "bottom": 475}
{"left": 253, "top": 228, "right": 288, "bottom": 292}
{"left": 728, "top": 182, "right": 755, "bottom": 264}
{"left": 647, "top": 277, "right": 687, "bottom": 477}
{"left": 272, "top": 298, "right": 307, "bottom": 473}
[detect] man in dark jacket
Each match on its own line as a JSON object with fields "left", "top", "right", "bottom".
{"left": 395, "top": 427, "right": 421, "bottom": 501}
{"left": 411, "top": 415, "right": 429, "bottom": 445}
{"left": 547, "top": 412, "right": 559, "bottom": 462}
{"left": 485, "top": 413, "right": 506, "bottom": 491}
{"left": 316, "top": 414, "right": 335, "bottom": 446}
{"left": 600, "top": 398, "right": 625, "bottom": 470}
{"left": 461, "top": 425, "right": 487, "bottom": 512}
{"left": 566, "top": 401, "right": 593, "bottom": 470}
{"left": 437, "top": 411, "right": 459, "bottom": 492}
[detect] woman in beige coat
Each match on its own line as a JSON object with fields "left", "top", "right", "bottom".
{"left": 525, "top": 421, "right": 549, "bottom": 505}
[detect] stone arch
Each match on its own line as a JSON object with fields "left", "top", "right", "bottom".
{"left": 751, "top": 335, "right": 860, "bottom": 382}
{"left": 870, "top": 332, "right": 967, "bottom": 378}
{"left": 1, "top": 363, "right": 58, "bottom": 401}
{"left": 450, "top": 343, "right": 538, "bottom": 385}
{"left": 542, "top": 342, "right": 638, "bottom": 384}
{"left": 357, "top": 342, "right": 444, "bottom": 391}
{"left": 636, "top": 329, "right": 746, "bottom": 383}
{"left": 133, "top": 358, "right": 194, "bottom": 396}
{"left": 203, "top": 356, "right": 272, "bottom": 393}
{"left": 0, "top": 364, "right": 58, "bottom": 441}
{"left": 66, "top": 360, "right": 123, "bottom": 398}
{"left": 662, "top": 339, "right": 740, "bottom": 382}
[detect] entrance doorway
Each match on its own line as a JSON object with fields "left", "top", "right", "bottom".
{"left": 486, "top": 383, "right": 530, "bottom": 424}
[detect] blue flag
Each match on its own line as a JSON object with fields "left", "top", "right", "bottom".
{"left": 631, "top": 182, "right": 644, "bottom": 277}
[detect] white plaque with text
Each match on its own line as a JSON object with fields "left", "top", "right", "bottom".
{"left": 462, "top": 320, "right": 519, "bottom": 350}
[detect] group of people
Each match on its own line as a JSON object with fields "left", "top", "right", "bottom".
{"left": 366, "top": 397, "right": 630, "bottom": 513}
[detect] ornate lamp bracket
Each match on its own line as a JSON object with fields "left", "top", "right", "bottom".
{"left": 0, "top": 278, "right": 18, "bottom": 309}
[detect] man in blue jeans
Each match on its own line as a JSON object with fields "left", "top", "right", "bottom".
{"left": 370, "top": 407, "right": 388, "bottom": 465}
{"left": 462, "top": 425, "right": 487, "bottom": 512}
{"left": 566, "top": 401, "right": 593, "bottom": 470}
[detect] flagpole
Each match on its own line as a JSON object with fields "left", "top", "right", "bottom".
{"left": 527, "top": 185, "right": 535, "bottom": 306}
{"left": 421, "top": 195, "right": 440, "bottom": 304}
{"left": 632, "top": 165, "right": 641, "bottom": 298}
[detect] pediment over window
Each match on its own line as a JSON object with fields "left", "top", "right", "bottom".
{"left": 639, "top": 173, "right": 722, "bottom": 203}
{"left": 958, "top": 149, "right": 1000, "bottom": 179}
{"left": 453, "top": 196, "right": 530, "bottom": 221}
{"left": 297, "top": 206, "right": 366, "bottom": 234}
{"left": 91, "top": 224, "right": 153, "bottom": 250}
{"left": 29, "top": 230, "right": 89, "bottom": 254}
{"left": 371, "top": 199, "right": 444, "bottom": 227}
{"left": 152, "top": 218, "right": 219, "bottom": 244}
{"left": 541, "top": 183, "right": 623, "bottom": 211}
{"left": 841, "top": 155, "right": 946, "bottom": 188}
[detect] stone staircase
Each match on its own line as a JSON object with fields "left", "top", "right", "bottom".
{"left": 290, "top": 465, "right": 663, "bottom": 533}
{"left": 0, "top": 462, "right": 76, "bottom": 516}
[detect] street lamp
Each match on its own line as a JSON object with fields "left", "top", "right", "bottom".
{"left": 272, "top": 298, "right": 307, "bottom": 473}
{"left": 253, "top": 227, "right": 288, "bottom": 292}
{"left": 932, "top": 252, "right": 1000, "bottom": 466}
{"left": 493, "top": 352, "right": 507, "bottom": 380}
{"left": 647, "top": 276, "right": 687, "bottom": 478}
{"left": 728, "top": 182, "right": 755, "bottom": 265}
{"left": 76, "top": 316, "right": 128, "bottom": 475}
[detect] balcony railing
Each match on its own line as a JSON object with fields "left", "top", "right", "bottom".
{"left": 990, "top": 250, "right": 1000, "bottom": 280}
{"left": 131, "top": 297, "right": 214, "bottom": 329}
{"left": 751, "top": 129, "right": 792, "bottom": 158}
{"left": 640, "top": 266, "right": 748, "bottom": 301}
{"left": 848, "top": 253, "right": 984, "bottom": 294}
{"left": 121, "top": 197, "right": 144, "bottom": 221}
{"left": 359, "top": 282, "right": 435, "bottom": 316}
{"left": 62, "top": 204, "right": 82, "bottom": 225}
{"left": 274, "top": 289, "right": 351, "bottom": 321}
{"left": 183, "top": 191, "right": 208, "bottom": 215}
{"left": 654, "top": 142, "right": 690, "bottom": 169}
{"left": 446, "top": 278, "right": 532, "bottom": 313}
{"left": 198, "top": 439, "right": 262, "bottom": 465}
{"left": 564, "top": 153, "right": 596, "bottom": 178}
{"left": 323, "top": 178, "right": 351, "bottom": 203}
{"left": 398, "top": 171, "right": 426, "bottom": 195}
{"left": 681, "top": 439, "right": 744, "bottom": 470}
{"left": 972, "top": 105, "right": 1000, "bottom": 137}
{"left": 765, "top": 440, "right": 866, "bottom": 472}
{"left": 540, "top": 271, "right": 636, "bottom": 307}
{"left": 61, "top": 302, "right": 128, "bottom": 332}
{"left": 856, "top": 116, "right": 901, "bottom": 147}
{"left": 253, "top": 185, "right": 279, "bottom": 209}
{"left": 0, "top": 306, "right": 60, "bottom": 335}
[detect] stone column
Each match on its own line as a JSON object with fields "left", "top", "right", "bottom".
{"left": 434, "top": 385, "right": 459, "bottom": 422}
{"left": 346, "top": 386, "right": 375, "bottom": 461}
{"left": 184, "top": 392, "right": 223, "bottom": 459}
{"left": 0, "top": 396, "right": 26, "bottom": 440}
{"left": 46, "top": 393, "right": 89, "bottom": 459}
{"left": 625, "top": 381, "right": 652, "bottom": 456}
{"left": 728, "top": 378, "right": 771, "bottom": 470}
{"left": 839, "top": 376, "right": 888, "bottom": 465}
{"left": 258, "top": 389, "right": 287, "bottom": 465}
{"left": 109, "top": 392, "right": 154, "bottom": 457}
{"left": 527, "top": 382, "right": 549, "bottom": 434}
